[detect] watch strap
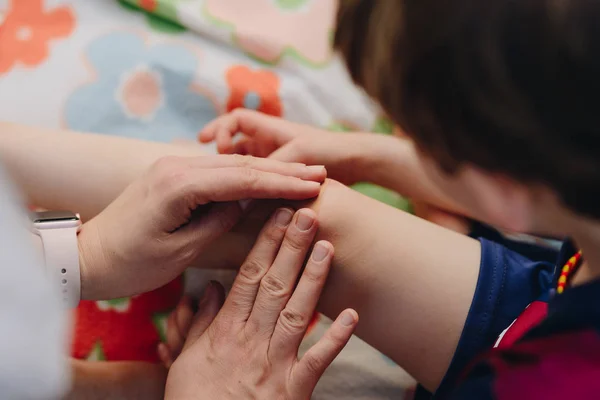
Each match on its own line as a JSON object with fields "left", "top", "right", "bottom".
{"left": 38, "top": 226, "right": 81, "bottom": 308}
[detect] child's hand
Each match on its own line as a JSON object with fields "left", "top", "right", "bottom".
{"left": 157, "top": 296, "right": 197, "bottom": 369}
{"left": 199, "top": 109, "right": 373, "bottom": 185}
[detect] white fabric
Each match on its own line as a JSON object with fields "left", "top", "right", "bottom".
{"left": 0, "top": 166, "right": 69, "bottom": 399}
{"left": 38, "top": 225, "right": 81, "bottom": 309}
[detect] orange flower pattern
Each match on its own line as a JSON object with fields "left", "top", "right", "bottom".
{"left": 226, "top": 65, "right": 282, "bottom": 116}
{"left": 0, "top": 0, "right": 75, "bottom": 75}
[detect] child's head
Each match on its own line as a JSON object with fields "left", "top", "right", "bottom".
{"left": 335, "top": 0, "right": 600, "bottom": 235}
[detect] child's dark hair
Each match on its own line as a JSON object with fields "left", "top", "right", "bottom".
{"left": 335, "top": 0, "right": 600, "bottom": 218}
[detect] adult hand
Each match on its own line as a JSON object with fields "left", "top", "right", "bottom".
{"left": 165, "top": 208, "right": 358, "bottom": 400}
{"left": 199, "top": 109, "right": 374, "bottom": 185}
{"left": 77, "top": 155, "right": 326, "bottom": 300}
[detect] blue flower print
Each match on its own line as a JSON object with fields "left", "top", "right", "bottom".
{"left": 65, "top": 32, "right": 217, "bottom": 142}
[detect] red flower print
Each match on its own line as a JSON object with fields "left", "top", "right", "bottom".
{"left": 0, "top": 0, "right": 75, "bottom": 74}
{"left": 71, "top": 277, "right": 183, "bottom": 362}
{"left": 139, "top": 0, "right": 157, "bottom": 12}
{"left": 226, "top": 65, "right": 282, "bottom": 116}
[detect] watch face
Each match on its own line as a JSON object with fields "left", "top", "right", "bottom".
{"left": 32, "top": 211, "right": 79, "bottom": 223}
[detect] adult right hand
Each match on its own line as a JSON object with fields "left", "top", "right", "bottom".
{"left": 165, "top": 208, "right": 358, "bottom": 400}
{"left": 77, "top": 155, "right": 326, "bottom": 300}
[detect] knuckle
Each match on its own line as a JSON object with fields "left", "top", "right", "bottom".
{"left": 240, "top": 167, "right": 261, "bottom": 191}
{"left": 150, "top": 157, "right": 187, "bottom": 193}
{"left": 260, "top": 274, "right": 289, "bottom": 299}
{"left": 232, "top": 154, "right": 254, "bottom": 169}
{"left": 278, "top": 308, "right": 307, "bottom": 334}
{"left": 301, "top": 267, "right": 325, "bottom": 285}
{"left": 174, "top": 245, "right": 197, "bottom": 266}
{"left": 303, "top": 353, "right": 325, "bottom": 376}
{"left": 151, "top": 156, "right": 180, "bottom": 176}
{"left": 207, "top": 323, "right": 228, "bottom": 349}
{"left": 262, "top": 224, "right": 286, "bottom": 246}
{"left": 238, "top": 259, "right": 266, "bottom": 283}
{"left": 230, "top": 108, "right": 245, "bottom": 118}
{"left": 282, "top": 232, "right": 309, "bottom": 254}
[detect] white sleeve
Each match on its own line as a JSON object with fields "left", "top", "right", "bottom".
{"left": 0, "top": 167, "right": 70, "bottom": 399}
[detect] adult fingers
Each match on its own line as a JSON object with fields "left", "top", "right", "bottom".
{"left": 219, "top": 208, "right": 294, "bottom": 323}
{"left": 269, "top": 241, "right": 334, "bottom": 360}
{"left": 247, "top": 209, "right": 318, "bottom": 334}
{"left": 182, "top": 281, "right": 226, "bottom": 352}
{"left": 174, "top": 154, "right": 326, "bottom": 183}
{"left": 293, "top": 309, "right": 358, "bottom": 393}
{"left": 174, "top": 167, "right": 324, "bottom": 207}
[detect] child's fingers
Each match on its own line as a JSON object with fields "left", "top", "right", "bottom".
{"left": 198, "top": 118, "right": 222, "bottom": 143}
{"left": 175, "top": 296, "right": 195, "bottom": 342}
{"left": 166, "top": 311, "right": 185, "bottom": 360}
{"left": 216, "top": 127, "right": 235, "bottom": 154}
{"left": 165, "top": 296, "right": 192, "bottom": 360}
{"left": 183, "top": 281, "right": 226, "bottom": 352}
{"left": 269, "top": 143, "right": 303, "bottom": 163}
{"left": 157, "top": 342, "right": 173, "bottom": 369}
{"left": 232, "top": 137, "right": 255, "bottom": 156}
{"left": 294, "top": 309, "right": 358, "bottom": 391}
{"left": 200, "top": 109, "right": 298, "bottom": 147}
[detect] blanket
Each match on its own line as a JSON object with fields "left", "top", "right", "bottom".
{"left": 0, "top": 0, "right": 415, "bottom": 397}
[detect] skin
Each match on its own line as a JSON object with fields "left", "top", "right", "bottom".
{"left": 199, "top": 109, "right": 469, "bottom": 217}
{"left": 0, "top": 122, "right": 329, "bottom": 398}
{"left": 0, "top": 122, "right": 481, "bottom": 391}
{"left": 165, "top": 209, "right": 359, "bottom": 399}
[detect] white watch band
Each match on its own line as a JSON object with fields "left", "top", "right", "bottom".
{"left": 38, "top": 226, "right": 81, "bottom": 308}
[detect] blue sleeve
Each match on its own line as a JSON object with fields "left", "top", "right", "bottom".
{"left": 429, "top": 227, "right": 557, "bottom": 399}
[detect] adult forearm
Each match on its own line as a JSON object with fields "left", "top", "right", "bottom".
{"left": 0, "top": 122, "right": 205, "bottom": 221}
{"left": 200, "top": 179, "right": 481, "bottom": 391}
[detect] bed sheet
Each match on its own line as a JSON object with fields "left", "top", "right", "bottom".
{"left": 0, "top": 1, "right": 416, "bottom": 398}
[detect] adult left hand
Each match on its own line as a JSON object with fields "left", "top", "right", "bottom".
{"left": 164, "top": 208, "right": 358, "bottom": 400}
{"left": 77, "top": 155, "right": 326, "bottom": 300}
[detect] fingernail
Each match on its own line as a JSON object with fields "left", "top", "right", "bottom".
{"left": 239, "top": 199, "right": 253, "bottom": 212}
{"left": 340, "top": 310, "right": 357, "bottom": 327}
{"left": 312, "top": 242, "right": 329, "bottom": 262}
{"left": 306, "top": 165, "right": 326, "bottom": 174}
{"left": 275, "top": 208, "right": 294, "bottom": 227}
{"left": 296, "top": 210, "right": 315, "bottom": 231}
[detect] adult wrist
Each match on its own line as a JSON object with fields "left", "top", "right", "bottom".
{"left": 77, "top": 221, "right": 108, "bottom": 300}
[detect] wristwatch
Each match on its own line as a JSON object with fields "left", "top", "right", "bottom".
{"left": 31, "top": 211, "right": 82, "bottom": 308}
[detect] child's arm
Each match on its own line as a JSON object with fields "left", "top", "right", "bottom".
{"left": 198, "top": 109, "right": 469, "bottom": 217}
{"left": 193, "top": 179, "right": 481, "bottom": 392}
{"left": 0, "top": 121, "right": 481, "bottom": 391}
{"left": 66, "top": 359, "right": 166, "bottom": 400}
